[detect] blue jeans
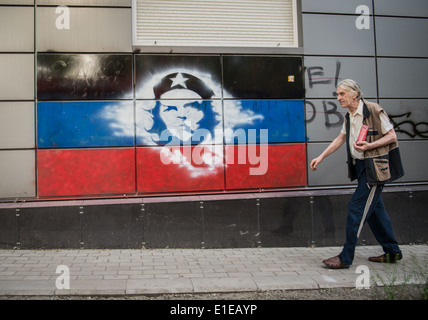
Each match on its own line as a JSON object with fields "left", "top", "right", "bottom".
{"left": 339, "top": 159, "right": 401, "bottom": 266}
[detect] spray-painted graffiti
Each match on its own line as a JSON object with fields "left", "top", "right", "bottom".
{"left": 306, "top": 61, "right": 342, "bottom": 96}
{"left": 135, "top": 70, "right": 223, "bottom": 146}
{"left": 305, "top": 100, "right": 344, "bottom": 128}
{"left": 133, "top": 66, "right": 306, "bottom": 188}
{"left": 36, "top": 54, "right": 307, "bottom": 197}
{"left": 305, "top": 61, "right": 428, "bottom": 139}
{"left": 390, "top": 113, "right": 428, "bottom": 138}
{"left": 135, "top": 69, "right": 226, "bottom": 190}
{"left": 388, "top": 102, "right": 428, "bottom": 139}
{"left": 306, "top": 99, "right": 428, "bottom": 139}
{"left": 305, "top": 60, "right": 345, "bottom": 135}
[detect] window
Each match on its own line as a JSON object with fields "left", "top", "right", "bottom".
{"left": 132, "top": 0, "right": 299, "bottom": 51}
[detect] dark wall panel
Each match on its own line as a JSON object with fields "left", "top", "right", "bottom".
{"left": 0, "top": 208, "right": 17, "bottom": 248}
{"left": 259, "top": 197, "right": 312, "bottom": 247}
{"left": 135, "top": 55, "right": 222, "bottom": 100}
{"left": 37, "top": 54, "right": 133, "bottom": 100}
{"left": 143, "top": 202, "right": 202, "bottom": 249}
{"left": 1, "top": 188, "right": 426, "bottom": 249}
{"left": 82, "top": 204, "right": 142, "bottom": 249}
{"left": 19, "top": 206, "right": 81, "bottom": 249}
{"left": 222, "top": 56, "right": 304, "bottom": 99}
{"left": 409, "top": 190, "right": 428, "bottom": 244}
{"left": 203, "top": 199, "right": 260, "bottom": 248}
{"left": 312, "top": 195, "right": 349, "bottom": 247}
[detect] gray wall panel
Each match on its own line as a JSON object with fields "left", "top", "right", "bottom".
{"left": 375, "top": 17, "right": 428, "bottom": 57}
{"left": 302, "top": 14, "right": 375, "bottom": 56}
{"left": 0, "top": 0, "right": 33, "bottom": 4}
{"left": 0, "top": 150, "right": 35, "bottom": 198}
{"left": 379, "top": 99, "right": 428, "bottom": 140}
{"left": 0, "top": 102, "right": 35, "bottom": 149}
{"left": 377, "top": 58, "right": 428, "bottom": 98}
{"left": 399, "top": 140, "right": 428, "bottom": 183}
{"left": 305, "top": 99, "right": 347, "bottom": 142}
{"left": 0, "top": 7, "right": 34, "bottom": 52}
{"left": 36, "top": 7, "right": 132, "bottom": 52}
{"left": 305, "top": 56, "right": 377, "bottom": 99}
{"left": 0, "top": 54, "right": 34, "bottom": 100}
{"left": 307, "top": 143, "right": 353, "bottom": 187}
{"left": 374, "top": 0, "right": 428, "bottom": 17}
{"left": 302, "top": 0, "right": 372, "bottom": 14}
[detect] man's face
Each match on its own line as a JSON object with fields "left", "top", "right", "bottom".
{"left": 336, "top": 86, "right": 357, "bottom": 109}
{"left": 159, "top": 89, "right": 204, "bottom": 141}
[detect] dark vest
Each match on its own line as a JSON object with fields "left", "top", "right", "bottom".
{"left": 345, "top": 100, "right": 405, "bottom": 185}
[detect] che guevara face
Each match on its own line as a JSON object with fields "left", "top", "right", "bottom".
{"left": 159, "top": 89, "right": 204, "bottom": 141}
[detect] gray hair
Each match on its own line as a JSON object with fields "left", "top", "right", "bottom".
{"left": 337, "top": 79, "right": 363, "bottom": 100}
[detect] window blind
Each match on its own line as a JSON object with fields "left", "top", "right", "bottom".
{"left": 132, "top": 0, "right": 298, "bottom": 48}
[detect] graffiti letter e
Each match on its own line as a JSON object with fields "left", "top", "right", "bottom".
{"left": 56, "top": 5, "right": 70, "bottom": 30}
{"left": 355, "top": 5, "right": 370, "bottom": 30}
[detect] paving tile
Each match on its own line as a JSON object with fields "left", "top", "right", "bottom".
{"left": 311, "top": 274, "right": 357, "bottom": 289}
{"left": 253, "top": 275, "right": 319, "bottom": 290}
{"left": 55, "top": 279, "right": 127, "bottom": 295}
{"left": 126, "top": 278, "right": 193, "bottom": 294}
{"left": 0, "top": 280, "right": 55, "bottom": 295}
{"left": 191, "top": 277, "right": 257, "bottom": 293}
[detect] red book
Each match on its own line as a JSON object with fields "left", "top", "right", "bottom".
{"left": 357, "top": 125, "right": 369, "bottom": 142}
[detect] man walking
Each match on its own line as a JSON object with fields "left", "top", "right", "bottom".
{"left": 310, "top": 79, "right": 404, "bottom": 269}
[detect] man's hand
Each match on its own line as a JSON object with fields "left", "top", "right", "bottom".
{"left": 354, "top": 129, "right": 397, "bottom": 153}
{"left": 354, "top": 141, "right": 371, "bottom": 153}
{"left": 310, "top": 156, "right": 323, "bottom": 171}
{"left": 310, "top": 132, "right": 346, "bottom": 171}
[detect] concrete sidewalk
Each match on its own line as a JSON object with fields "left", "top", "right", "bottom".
{"left": 0, "top": 245, "right": 427, "bottom": 297}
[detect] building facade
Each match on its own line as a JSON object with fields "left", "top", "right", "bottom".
{"left": 0, "top": 0, "right": 427, "bottom": 249}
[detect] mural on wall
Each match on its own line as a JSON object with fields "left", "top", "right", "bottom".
{"left": 37, "top": 54, "right": 133, "bottom": 100}
{"left": 36, "top": 54, "right": 306, "bottom": 197}
{"left": 37, "top": 148, "right": 135, "bottom": 197}
{"left": 37, "top": 101, "right": 134, "bottom": 148}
